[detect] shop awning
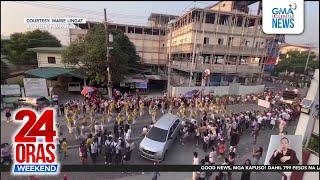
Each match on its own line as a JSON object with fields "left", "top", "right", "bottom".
{"left": 24, "top": 67, "right": 87, "bottom": 79}
{"left": 145, "top": 75, "right": 166, "bottom": 80}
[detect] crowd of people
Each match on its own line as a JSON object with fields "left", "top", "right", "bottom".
{"left": 1, "top": 86, "right": 302, "bottom": 180}
{"left": 53, "top": 87, "right": 301, "bottom": 169}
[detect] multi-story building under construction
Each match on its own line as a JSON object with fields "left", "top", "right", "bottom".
{"left": 69, "top": 1, "right": 284, "bottom": 88}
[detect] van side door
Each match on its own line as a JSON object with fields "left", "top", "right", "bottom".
{"left": 167, "top": 119, "right": 180, "bottom": 148}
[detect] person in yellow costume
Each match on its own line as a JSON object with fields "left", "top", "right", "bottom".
{"left": 203, "top": 102, "right": 209, "bottom": 115}
{"left": 188, "top": 104, "right": 193, "bottom": 118}
{"left": 168, "top": 102, "right": 173, "bottom": 114}
{"left": 132, "top": 108, "right": 138, "bottom": 124}
{"left": 177, "top": 103, "right": 183, "bottom": 118}
{"left": 151, "top": 106, "right": 157, "bottom": 124}
{"left": 101, "top": 112, "right": 107, "bottom": 124}
{"left": 124, "top": 101, "right": 129, "bottom": 117}
{"left": 107, "top": 112, "right": 112, "bottom": 123}
{"left": 209, "top": 102, "right": 215, "bottom": 114}
{"left": 139, "top": 101, "right": 145, "bottom": 117}
{"left": 108, "top": 101, "right": 115, "bottom": 114}
{"left": 116, "top": 113, "right": 124, "bottom": 124}
{"left": 127, "top": 112, "right": 133, "bottom": 124}
{"left": 148, "top": 104, "right": 153, "bottom": 116}
{"left": 180, "top": 103, "right": 186, "bottom": 119}
{"left": 193, "top": 106, "right": 198, "bottom": 119}
{"left": 210, "top": 125, "right": 217, "bottom": 136}
{"left": 66, "top": 113, "right": 74, "bottom": 134}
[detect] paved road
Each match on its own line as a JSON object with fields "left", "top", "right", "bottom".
{"left": 0, "top": 91, "right": 301, "bottom": 180}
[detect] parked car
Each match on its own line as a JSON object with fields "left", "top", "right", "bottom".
{"left": 14, "top": 96, "right": 50, "bottom": 109}
{"left": 139, "top": 114, "right": 182, "bottom": 161}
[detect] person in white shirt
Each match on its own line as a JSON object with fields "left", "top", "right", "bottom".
{"left": 192, "top": 152, "right": 199, "bottom": 180}
{"left": 209, "top": 147, "right": 217, "bottom": 165}
{"left": 125, "top": 129, "right": 131, "bottom": 142}
{"left": 270, "top": 116, "right": 276, "bottom": 130}
{"left": 90, "top": 140, "right": 98, "bottom": 163}
{"left": 203, "top": 133, "right": 210, "bottom": 152}
{"left": 141, "top": 126, "right": 148, "bottom": 136}
{"left": 94, "top": 122, "right": 101, "bottom": 135}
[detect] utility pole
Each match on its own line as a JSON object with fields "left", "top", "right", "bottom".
{"left": 189, "top": 16, "right": 199, "bottom": 87}
{"left": 104, "top": 8, "right": 112, "bottom": 99}
{"left": 304, "top": 46, "right": 312, "bottom": 74}
{"left": 167, "top": 20, "right": 174, "bottom": 97}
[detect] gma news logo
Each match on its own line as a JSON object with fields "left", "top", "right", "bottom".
{"left": 11, "top": 108, "right": 60, "bottom": 176}
{"left": 263, "top": 0, "right": 304, "bottom": 34}
{"left": 271, "top": 3, "right": 297, "bottom": 29}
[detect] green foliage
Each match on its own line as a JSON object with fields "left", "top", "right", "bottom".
{"left": 62, "top": 23, "right": 141, "bottom": 85}
{"left": 3, "top": 30, "right": 61, "bottom": 65}
{"left": 276, "top": 50, "right": 319, "bottom": 73}
{"left": 308, "top": 134, "right": 319, "bottom": 153}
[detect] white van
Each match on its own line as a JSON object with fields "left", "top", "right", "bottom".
{"left": 139, "top": 114, "right": 182, "bottom": 161}
{"left": 68, "top": 82, "right": 81, "bottom": 92}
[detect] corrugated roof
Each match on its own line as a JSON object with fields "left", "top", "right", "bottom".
{"left": 28, "top": 47, "right": 67, "bottom": 53}
{"left": 24, "top": 67, "right": 86, "bottom": 79}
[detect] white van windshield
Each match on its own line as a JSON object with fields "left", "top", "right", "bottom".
{"left": 146, "top": 127, "right": 168, "bottom": 143}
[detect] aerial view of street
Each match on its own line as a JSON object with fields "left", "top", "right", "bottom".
{"left": 1, "top": 1, "right": 319, "bottom": 180}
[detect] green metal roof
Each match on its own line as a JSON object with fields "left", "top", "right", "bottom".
{"left": 24, "top": 67, "right": 86, "bottom": 79}
{"left": 28, "top": 47, "right": 67, "bottom": 53}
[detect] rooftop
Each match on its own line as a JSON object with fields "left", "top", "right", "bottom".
{"left": 28, "top": 46, "right": 67, "bottom": 53}
{"left": 24, "top": 67, "right": 86, "bottom": 79}
{"left": 281, "top": 43, "right": 314, "bottom": 49}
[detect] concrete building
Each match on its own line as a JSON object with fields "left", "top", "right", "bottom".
{"left": 25, "top": 47, "right": 87, "bottom": 92}
{"left": 70, "top": 13, "right": 178, "bottom": 75}
{"left": 28, "top": 47, "right": 69, "bottom": 68}
{"left": 69, "top": 1, "right": 284, "bottom": 88}
{"left": 168, "top": 1, "right": 284, "bottom": 87}
{"left": 280, "top": 43, "right": 311, "bottom": 55}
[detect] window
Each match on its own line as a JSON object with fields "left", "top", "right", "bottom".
{"left": 135, "top": 28, "right": 142, "bottom": 34}
{"left": 168, "top": 127, "right": 174, "bottom": 138}
{"left": 47, "top": 57, "right": 56, "bottom": 64}
{"left": 146, "top": 127, "right": 168, "bottom": 142}
{"left": 255, "top": 42, "right": 259, "bottom": 48}
{"left": 245, "top": 41, "right": 251, "bottom": 47}
{"left": 172, "top": 119, "right": 180, "bottom": 131}
{"left": 162, "top": 44, "right": 165, "bottom": 47}
{"left": 204, "top": 37, "right": 209, "bottom": 45}
{"left": 128, "top": 27, "right": 134, "bottom": 33}
{"left": 218, "top": 38, "right": 224, "bottom": 45}
{"left": 228, "top": 37, "right": 234, "bottom": 46}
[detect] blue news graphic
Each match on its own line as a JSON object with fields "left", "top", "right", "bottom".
{"left": 13, "top": 164, "right": 59, "bottom": 173}
{"left": 271, "top": 6, "right": 296, "bottom": 28}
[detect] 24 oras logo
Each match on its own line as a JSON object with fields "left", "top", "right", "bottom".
{"left": 11, "top": 108, "right": 60, "bottom": 175}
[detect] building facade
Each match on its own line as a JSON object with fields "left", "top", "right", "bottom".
{"left": 168, "top": 1, "right": 283, "bottom": 86}
{"left": 69, "top": 1, "right": 283, "bottom": 87}
{"left": 70, "top": 13, "right": 178, "bottom": 75}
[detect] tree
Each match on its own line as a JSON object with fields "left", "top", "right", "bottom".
{"left": 62, "top": 23, "right": 141, "bottom": 86}
{"left": 3, "top": 30, "right": 61, "bottom": 65}
{"left": 276, "top": 50, "right": 318, "bottom": 74}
